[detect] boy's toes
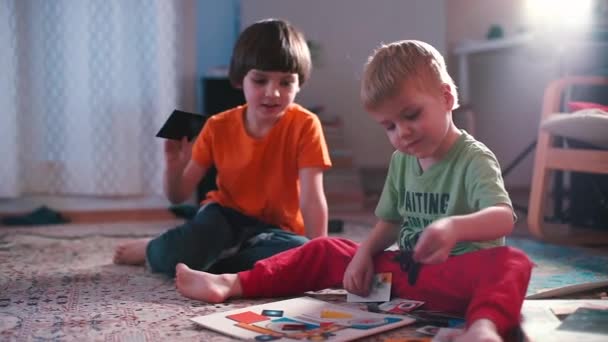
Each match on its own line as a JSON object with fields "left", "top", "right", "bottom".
{"left": 113, "top": 245, "right": 127, "bottom": 263}
{"left": 113, "top": 249, "right": 122, "bottom": 263}
{"left": 176, "top": 263, "right": 188, "bottom": 274}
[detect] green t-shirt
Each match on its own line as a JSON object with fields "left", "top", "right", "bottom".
{"left": 375, "top": 131, "right": 513, "bottom": 255}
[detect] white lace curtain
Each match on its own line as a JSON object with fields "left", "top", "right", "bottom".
{"left": 0, "top": 0, "right": 183, "bottom": 197}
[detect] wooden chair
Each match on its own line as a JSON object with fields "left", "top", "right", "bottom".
{"left": 527, "top": 76, "right": 608, "bottom": 244}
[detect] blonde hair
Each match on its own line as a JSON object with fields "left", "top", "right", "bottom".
{"left": 361, "top": 40, "right": 459, "bottom": 110}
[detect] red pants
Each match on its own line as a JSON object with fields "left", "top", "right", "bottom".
{"left": 238, "top": 237, "right": 532, "bottom": 336}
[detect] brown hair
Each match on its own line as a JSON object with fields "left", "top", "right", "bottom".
{"left": 361, "top": 40, "right": 459, "bottom": 110}
{"left": 229, "top": 19, "right": 312, "bottom": 87}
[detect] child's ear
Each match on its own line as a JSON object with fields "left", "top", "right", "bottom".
{"left": 441, "top": 83, "right": 455, "bottom": 110}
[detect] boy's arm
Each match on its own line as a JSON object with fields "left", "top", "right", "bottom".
{"left": 163, "top": 138, "right": 207, "bottom": 204}
{"left": 299, "top": 167, "right": 328, "bottom": 239}
{"left": 357, "top": 219, "right": 400, "bottom": 257}
{"left": 414, "top": 204, "right": 514, "bottom": 264}
{"left": 164, "top": 159, "right": 207, "bottom": 204}
{"left": 450, "top": 204, "right": 514, "bottom": 241}
{"left": 343, "top": 219, "right": 399, "bottom": 296}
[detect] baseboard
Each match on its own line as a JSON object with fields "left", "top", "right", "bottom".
{"left": 62, "top": 208, "right": 177, "bottom": 223}
{"left": 0, "top": 208, "right": 177, "bottom": 225}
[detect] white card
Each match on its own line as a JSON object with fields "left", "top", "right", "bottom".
{"left": 346, "top": 273, "right": 392, "bottom": 303}
{"left": 417, "top": 325, "right": 441, "bottom": 336}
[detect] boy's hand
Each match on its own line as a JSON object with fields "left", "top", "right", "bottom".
{"left": 413, "top": 217, "right": 457, "bottom": 264}
{"left": 343, "top": 250, "right": 374, "bottom": 296}
{"left": 164, "top": 137, "right": 193, "bottom": 171}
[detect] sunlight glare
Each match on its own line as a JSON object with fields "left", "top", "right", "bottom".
{"left": 525, "top": 0, "right": 594, "bottom": 33}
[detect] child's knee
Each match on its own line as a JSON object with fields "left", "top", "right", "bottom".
{"left": 304, "top": 237, "right": 357, "bottom": 258}
{"left": 506, "top": 246, "right": 533, "bottom": 276}
{"left": 499, "top": 246, "right": 532, "bottom": 264}
{"left": 487, "top": 246, "right": 533, "bottom": 276}
{"left": 272, "top": 231, "right": 308, "bottom": 247}
{"left": 146, "top": 239, "right": 176, "bottom": 277}
{"left": 304, "top": 237, "right": 333, "bottom": 251}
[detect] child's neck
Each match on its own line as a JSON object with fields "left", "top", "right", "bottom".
{"left": 418, "top": 124, "right": 461, "bottom": 171}
{"left": 243, "top": 108, "right": 283, "bottom": 139}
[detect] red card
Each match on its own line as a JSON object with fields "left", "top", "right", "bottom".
{"left": 226, "top": 311, "right": 269, "bottom": 324}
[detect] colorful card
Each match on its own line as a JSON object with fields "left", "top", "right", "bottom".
{"left": 226, "top": 311, "right": 269, "bottom": 324}
{"left": 378, "top": 298, "right": 425, "bottom": 314}
{"left": 346, "top": 273, "right": 392, "bottom": 303}
{"left": 253, "top": 317, "right": 318, "bottom": 333}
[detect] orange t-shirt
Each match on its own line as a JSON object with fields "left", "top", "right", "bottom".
{"left": 191, "top": 103, "right": 332, "bottom": 235}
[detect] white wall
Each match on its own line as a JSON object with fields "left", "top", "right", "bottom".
{"left": 446, "top": 0, "right": 563, "bottom": 188}
{"left": 175, "top": 0, "right": 199, "bottom": 112}
{"left": 241, "top": 0, "right": 602, "bottom": 189}
{"left": 464, "top": 48, "right": 559, "bottom": 188}
{"left": 241, "top": 0, "right": 446, "bottom": 168}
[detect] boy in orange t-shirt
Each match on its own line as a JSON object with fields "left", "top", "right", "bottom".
{"left": 113, "top": 19, "right": 332, "bottom": 275}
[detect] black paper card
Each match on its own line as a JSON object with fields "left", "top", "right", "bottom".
{"left": 156, "top": 110, "right": 209, "bottom": 141}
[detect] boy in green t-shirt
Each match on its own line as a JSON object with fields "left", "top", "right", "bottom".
{"left": 173, "top": 40, "right": 532, "bottom": 342}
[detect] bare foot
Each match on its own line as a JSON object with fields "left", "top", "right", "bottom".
{"left": 175, "top": 263, "right": 241, "bottom": 303}
{"left": 452, "top": 319, "right": 502, "bottom": 342}
{"left": 113, "top": 238, "right": 151, "bottom": 265}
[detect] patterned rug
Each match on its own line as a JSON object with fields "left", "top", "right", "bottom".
{"left": 1, "top": 221, "right": 607, "bottom": 341}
